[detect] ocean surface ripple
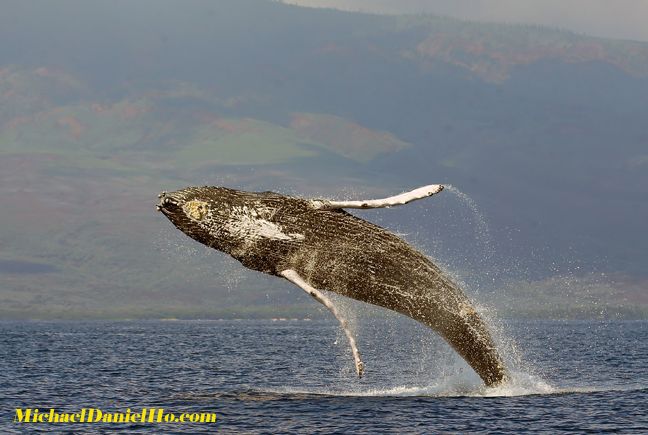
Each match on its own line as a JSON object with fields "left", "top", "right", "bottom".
{"left": 1, "top": 319, "right": 646, "bottom": 433}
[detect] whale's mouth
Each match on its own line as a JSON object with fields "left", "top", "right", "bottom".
{"left": 156, "top": 191, "right": 181, "bottom": 213}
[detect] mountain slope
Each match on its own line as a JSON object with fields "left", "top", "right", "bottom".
{"left": 0, "top": 0, "right": 646, "bottom": 318}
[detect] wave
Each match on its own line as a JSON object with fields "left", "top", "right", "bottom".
{"left": 204, "top": 372, "right": 648, "bottom": 401}
{"left": 175, "top": 373, "right": 646, "bottom": 404}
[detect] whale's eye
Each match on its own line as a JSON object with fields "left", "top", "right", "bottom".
{"left": 184, "top": 200, "right": 209, "bottom": 221}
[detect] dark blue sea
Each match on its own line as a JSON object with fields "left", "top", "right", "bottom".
{"left": 1, "top": 318, "right": 646, "bottom": 433}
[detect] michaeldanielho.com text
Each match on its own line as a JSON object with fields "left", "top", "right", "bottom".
{"left": 14, "top": 408, "right": 217, "bottom": 424}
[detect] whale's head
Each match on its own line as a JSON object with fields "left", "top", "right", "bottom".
{"left": 157, "top": 187, "right": 233, "bottom": 250}
{"left": 158, "top": 186, "right": 306, "bottom": 257}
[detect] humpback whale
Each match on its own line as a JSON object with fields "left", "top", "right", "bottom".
{"left": 157, "top": 185, "right": 508, "bottom": 386}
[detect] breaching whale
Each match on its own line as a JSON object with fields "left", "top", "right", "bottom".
{"left": 157, "top": 185, "right": 508, "bottom": 386}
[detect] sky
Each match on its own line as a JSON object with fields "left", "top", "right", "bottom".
{"left": 283, "top": 0, "right": 648, "bottom": 42}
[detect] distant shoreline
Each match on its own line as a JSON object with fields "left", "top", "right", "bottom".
{"left": 1, "top": 308, "right": 645, "bottom": 322}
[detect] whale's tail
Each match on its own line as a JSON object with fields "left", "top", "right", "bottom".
{"left": 440, "top": 311, "right": 508, "bottom": 386}
{"left": 412, "top": 294, "right": 508, "bottom": 387}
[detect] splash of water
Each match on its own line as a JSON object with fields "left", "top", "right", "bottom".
{"left": 439, "top": 186, "right": 532, "bottom": 386}
{"left": 314, "top": 184, "right": 552, "bottom": 395}
{"left": 262, "top": 369, "right": 555, "bottom": 397}
{"left": 155, "top": 227, "right": 248, "bottom": 292}
{"left": 443, "top": 184, "right": 494, "bottom": 265}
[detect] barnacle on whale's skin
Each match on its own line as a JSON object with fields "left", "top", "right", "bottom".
{"left": 183, "top": 200, "right": 209, "bottom": 221}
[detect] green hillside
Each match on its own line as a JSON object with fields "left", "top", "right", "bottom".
{"left": 0, "top": 0, "right": 647, "bottom": 319}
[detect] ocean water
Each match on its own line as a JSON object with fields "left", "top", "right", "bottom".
{"left": 1, "top": 319, "right": 646, "bottom": 433}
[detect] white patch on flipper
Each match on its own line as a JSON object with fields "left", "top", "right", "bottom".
{"left": 226, "top": 205, "right": 304, "bottom": 242}
{"left": 311, "top": 184, "right": 444, "bottom": 210}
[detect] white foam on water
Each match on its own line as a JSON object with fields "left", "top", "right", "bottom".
{"left": 262, "top": 370, "right": 556, "bottom": 398}
{"left": 263, "top": 379, "right": 648, "bottom": 399}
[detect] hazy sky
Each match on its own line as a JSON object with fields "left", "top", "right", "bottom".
{"left": 284, "top": 0, "right": 648, "bottom": 42}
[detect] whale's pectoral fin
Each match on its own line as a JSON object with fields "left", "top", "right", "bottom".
{"left": 310, "top": 184, "right": 444, "bottom": 210}
{"left": 280, "top": 269, "right": 364, "bottom": 378}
